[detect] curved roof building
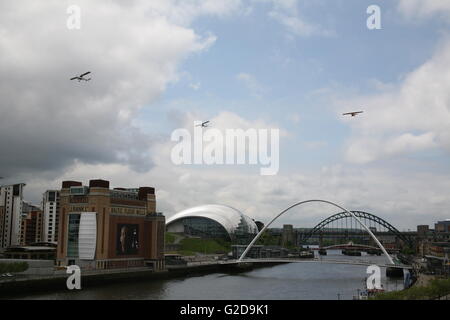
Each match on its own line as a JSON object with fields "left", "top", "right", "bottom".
{"left": 166, "top": 204, "right": 259, "bottom": 243}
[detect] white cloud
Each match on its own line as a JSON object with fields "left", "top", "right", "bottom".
{"left": 250, "top": 0, "right": 331, "bottom": 37}
{"left": 16, "top": 110, "right": 450, "bottom": 230}
{"left": 305, "top": 140, "right": 327, "bottom": 150}
{"left": 340, "top": 39, "right": 450, "bottom": 163}
{"left": 2, "top": 0, "right": 449, "bottom": 233}
{"left": 0, "top": 0, "right": 234, "bottom": 176}
{"left": 267, "top": 10, "right": 326, "bottom": 37}
{"left": 236, "top": 72, "right": 265, "bottom": 97}
{"left": 189, "top": 82, "right": 201, "bottom": 90}
{"left": 290, "top": 113, "right": 301, "bottom": 124}
{"left": 397, "top": 0, "right": 450, "bottom": 21}
{"left": 133, "top": 0, "right": 244, "bottom": 25}
{"left": 21, "top": 157, "right": 450, "bottom": 230}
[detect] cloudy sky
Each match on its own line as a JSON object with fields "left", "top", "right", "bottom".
{"left": 1, "top": 0, "right": 449, "bottom": 230}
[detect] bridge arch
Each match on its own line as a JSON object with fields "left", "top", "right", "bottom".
{"left": 301, "top": 210, "right": 412, "bottom": 245}
{"left": 238, "top": 200, "right": 395, "bottom": 265}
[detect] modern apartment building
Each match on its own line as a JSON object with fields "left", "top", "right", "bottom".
{"left": 56, "top": 180, "right": 165, "bottom": 271}
{"left": 20, "top": 202, "right": 44, "bottom": 245}
{"left": 42, "top": 190, "right": 60, "bottom": 244}
{"left": 0, "top": 183, "right": 25, "bottom": 248}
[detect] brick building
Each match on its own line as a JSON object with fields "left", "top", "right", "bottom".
{"left": 56, "top": 179, "right": 165, "bottom": 271}
{"left": 20, "top": 203, "right": 43, "bottom": 245}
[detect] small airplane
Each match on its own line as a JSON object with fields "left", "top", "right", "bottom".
{"left": 196, "top": 121, "right": 210, "bottom": 128}
{"left": 70, "top": 71, "right": 92, "bottom": 82}
{"left": 343, "top": 111, "right": 364, "bottom": 117}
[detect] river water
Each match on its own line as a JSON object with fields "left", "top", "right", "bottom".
{"left": 14, "top": 251, "right": 405, "bottom": 300}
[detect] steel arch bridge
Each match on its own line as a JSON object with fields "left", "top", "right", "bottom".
{"left": 238, "top": 200, "right": 397, "bottom": 265}
{"left": 299, "top": 210, "right": 413, "bottom": 246}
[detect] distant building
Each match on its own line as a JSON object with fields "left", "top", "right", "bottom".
{"left": 416, "top": 221, "right": 450, "bottom": 256}
{"left": 423, "top": 220, "right": 450, "bottom": 242}
{"left": 231, "top": 245, "right": 263, "bottom": 259}
{"left": 425, "top": 242, "right": 450, "bottom": 274}
{"left": 20, "top": 202, "right": 43, "bottom": 245}
{"left": 57, "top": 180, "right": 165, "bottom": 271}
{"left": 281, "top": 224, "right": 295, "bottom": 247}
{"left": 0, "top": 184, "right": 25, "bottom": 248}
{"left": 429, "top": 242, "right": 450, "bottom": 258}
{"left": 417, "top": 225, "right": 430, "bottom": 237}
{"left": 42, "top": 190, "right": 60, "bottom": 244}
{"left": 230, "top": 245, "right": 289, "bottom": 259}
{"left": 418, "top": 240, "right": 431, "bottom": 257}
{"left": 435, "top": 220, "right": 450, "bottom": 233}
{"left": 4, "top": 243, "right": 56, "bottom": 260}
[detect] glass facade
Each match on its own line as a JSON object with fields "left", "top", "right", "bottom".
{"left": 233, "top": 216, "right": 257, "bottom": 244}
{"left": 110, "top": 190, "right": 139, "bottom": 200}
{"left": 70, "top": 186, "right": 87, "bottom": 195}
{"left": 166, "top": 205, "right": 259, "bottom": 245}
{"left": 67, "top": 214, "right": 80, "bottom": 257}
{"left": 182, "top": 217, "right": 231, "bottom": 241}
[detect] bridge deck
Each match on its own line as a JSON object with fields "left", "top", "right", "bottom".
{"left": 223, "top": 258, "right": 411, "bottom": 269}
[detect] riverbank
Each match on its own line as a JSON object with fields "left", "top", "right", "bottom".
{"left": 0, "top": 261, "right": 283, "bottom": 298}
{"left": 372, "top": 274, "right": 450, "bottom": 300}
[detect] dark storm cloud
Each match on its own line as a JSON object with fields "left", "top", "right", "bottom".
{"left": 0, "top": 1, "right": 215, "bottom": 178}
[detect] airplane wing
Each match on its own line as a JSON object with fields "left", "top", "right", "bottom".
{"left": 203, "top": 121, "right": 210, "bottom": 125}
{"left": 80, "top": 71, "right": 91, "bottom": 77}
{"left": 70, "top": 77, "right": 79, "bottom": 80}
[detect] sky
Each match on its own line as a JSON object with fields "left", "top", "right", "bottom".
{"left": 0, "top": 0, "right": 449, "bottom": 230}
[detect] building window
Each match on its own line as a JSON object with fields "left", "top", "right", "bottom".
{"left": 67, "top": 214, "right": 80, "bottom": 257}
{"left": 48, "top": 192, "right": 56, "bottom": 202}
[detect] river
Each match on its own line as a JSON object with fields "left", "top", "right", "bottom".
{"left": 13, "top": 250, "right": 405, "bottom": 300}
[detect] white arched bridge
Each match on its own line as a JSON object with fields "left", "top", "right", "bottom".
{"left": 229, "top": 200, "right": 413, "bottom": 270}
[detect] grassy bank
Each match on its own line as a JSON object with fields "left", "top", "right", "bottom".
{"left": 165, "top": 232, "right": 177, "bottom": 245}
{"left": 373, "top": 277, "right": 450, "bottom": 300}
{"left": 166, "top": 237, "right": 230, "bottom": 256}
{"left": 179, "top": 238, "right": 229, "bottom": 255}
{"left": 0, "top": 262, "right": 28, "bottom": 274}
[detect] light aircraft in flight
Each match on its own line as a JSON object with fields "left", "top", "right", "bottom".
{"left": 196, "top": 121, "right": 210, "bottom": 128}
{"left": 70, "top": 71, "right": 92, "bottom": 82}
{"left": 343, "top": 111, "right": 364, "bottom": 117}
